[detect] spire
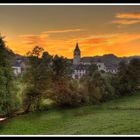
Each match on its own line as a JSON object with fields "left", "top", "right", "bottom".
{"left": 76, "top": 42, "right": 79, "bottom": 48}
{"left": 73, "top": 42, "right": 81, "bottom": 65}
{"left": 75, "top": 42, "right": 80, "bottom": 51}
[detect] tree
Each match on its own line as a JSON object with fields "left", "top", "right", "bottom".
{"left": 26, "top": 46, "right": 44, "bottom": 57}
{"left": 128, "top": 58, "right": 140, "bottom": 90}
{"left": 87, "top": 71, "right": 114, "bottom": 103}
{"left": 0, "top": 36, "right": 18, "bottom": 116}
{"left": 115, "top": 61, "right": 131, "bottom": 95}
{"left": 52, "top": 55, "right": 71, "bottom": 80}
{"left": 48, "top": 55, "right": 83, "bottom": 107}
{"left": 48, "top": 77, "right": 87, "bottom": 107}
{"left": 113, "top": 59, "right": 140, "bottom": 97}
{"left": 23, "top": 47, "right": 53, "bottom": 112}
{"left": 87, "top": 64, "right": 98, "bottom": 77}
{"left": 115, "top": 59, "right": 140, "bottom": 96}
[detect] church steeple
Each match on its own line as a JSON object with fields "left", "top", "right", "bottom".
{"left": 75, "top": 42, "right": 80, "bottom": 50}
{"left": 73, "top": 42, "right": 81, "bottom": 65}
{"left": 74, "top": 42, "right": 80, "bottom": 55}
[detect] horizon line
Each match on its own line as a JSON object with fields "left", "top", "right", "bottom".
{"left": 15, "top": 52, "right": 140, "bottom": 59}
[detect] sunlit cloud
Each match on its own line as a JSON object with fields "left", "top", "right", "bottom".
{"left": 80, "top": 34, "right": 118, "bottom": 46}
{"left": 89, "top": 33, "right": 140, "bottom": 47}
{"left": 78, "top": 33, "right": 140, "bottom": 57}
{"left": 43, "top": 29, "right": 85, "bottom": 34}
{"left": 19, "top": 28, "right": 85, "bottom": 45}
{"left": 19, "top": 31, "right": 80, "bottom": 57}
{"left": 113, "top": 12, "right": 140, "bottom": 25}
{"left": 19, "top": 33, "right": 49, "bottom": 46}
{"left": 116, "top": 13, "right": 140, "bottom": 19}
{"left": 112, "top": 19, "right": 140, "bottom": 25}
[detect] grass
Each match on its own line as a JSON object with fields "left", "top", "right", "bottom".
{"left": 0, "top": 91, "right": 140, "bottom": 135}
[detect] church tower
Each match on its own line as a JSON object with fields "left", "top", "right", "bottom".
{"left": 73, "top": 42, "right": 81, "bottom": 65}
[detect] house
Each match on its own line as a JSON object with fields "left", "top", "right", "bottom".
{"left": 93, "top": 62, "right": 107, "bottom": 72}
{"left": 12, "top": 58, "right": 26, "bottom": 76}
{"left": 105, "top": 65, "right": 118, "bottom": 74}
{"left": 72, "top": 64, "right": 87, "bottom": 79}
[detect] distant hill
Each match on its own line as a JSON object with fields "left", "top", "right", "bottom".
{"left": 81, "top": 54, "right": 140, "bottom": 68}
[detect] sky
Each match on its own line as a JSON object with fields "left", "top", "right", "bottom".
{"left": 1, "top": 5, "right": 140, "bottom": 58}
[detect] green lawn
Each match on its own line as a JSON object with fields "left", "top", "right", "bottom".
{"left": 1, "top": 91, "right": 140, "bottom": 135}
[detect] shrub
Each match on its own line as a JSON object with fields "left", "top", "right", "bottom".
{"left": 84, "top": 71, "right": 115, "bottom": 104}
{"left": 48, "top": 79, "right": 87, "bottom": 107}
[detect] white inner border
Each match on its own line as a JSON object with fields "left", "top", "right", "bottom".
{"left": 0, "top": 3, "right": 140, "bottom": 137}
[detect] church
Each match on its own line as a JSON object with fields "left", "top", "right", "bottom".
{"left": 72, "top": 43, "right": 87, "bottom": 79}
{"left": 72, "top": 43, "right": 107, "bottom": 79}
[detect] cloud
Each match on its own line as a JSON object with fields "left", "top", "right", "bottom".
{"left": 81, "top": 37, "right": 110, "bottom": 45}
{"left": 19, "top": 28, "right": 85, "bottom": 45}
{"left": 19, "top": 30, "right": 82, "bottom": 57}
{"left": 116, "top": 13, "right": 140, "bottom": 19}
{"left": 79, "top": 33, "right": 140, "bottom": 57}
{"left": 80, "top": 34, "right": 118, "bottom": 46}
{"left": 43, "top": 29, "right": 85, "bottom": 34}
{"left": 20, "top": 33, "right": 49, "bottom": 45}
{"left": 79, "top": 33, "right": 140, "bottom": 50}
{"left": 113, "top": 12, "right": 140, "bottom": 25}
{"left": 112, "top": 19, "right": 140, "bottom": 25}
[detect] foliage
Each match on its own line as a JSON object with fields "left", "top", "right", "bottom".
{"left": 48, "top": 55, "right": 82, "bottom": 107}
{"left": 115, "top": 59, "right": 140, "bottom": 96}
{"left": 87, "top": 71, "right": 115, "bottom": 103}
{"left": 48, "top": 79, "right": 87, "bottom": 107}
{"left": 23, "top": 48, "right": 53, "bottom": 112}
{"left": 52, "top": 55, "right": 71, "bottom": 80}
{"left": 87, "top": 64, "right": 98, "bottom": 77}
{"left": 0, "top": 36, "right": 19, "bottom": 116}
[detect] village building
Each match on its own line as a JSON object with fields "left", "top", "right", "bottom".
{"left": 72, "top": 43, "right": 90, "bottom": 79}
{"left": 12, "top": 58, "right": 27, "bottom": 76}
{"left": 72, "top": 43, "right": 118, "bottom": 79}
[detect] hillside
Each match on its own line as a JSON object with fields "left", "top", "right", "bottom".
{"left": 0, "top": 90, "right": 140, "bottom": 135}
{"left": 81, "top": 54, "right": 140, "bottom": 68}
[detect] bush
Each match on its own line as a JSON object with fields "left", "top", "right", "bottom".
{"left": 23, "top": 86, "right": 42, "bottom": 113}
{"left": 84, "top": 71, "right": 115, "bottom": 104}
{"left": 48, "top": 79, "right": 86, "bottom": 107}
{"left": 115, "top": 59, "right": 140, "bottom": 96}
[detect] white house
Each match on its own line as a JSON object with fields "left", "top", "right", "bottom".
{"left": 94, "top": 62, "right": 106, "bottom": 72}
{"left": 72, "top": 65, "right": 87, "bottom": 79}
{"left": 12, "top": 59, "right": 26, "bottom": 76}
{"left": 12, "top": 66, "right": 22, "bottom": 76}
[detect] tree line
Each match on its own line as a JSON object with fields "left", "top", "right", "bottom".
{"left": 0, "top": 37, "right": 140, "bottom": 117}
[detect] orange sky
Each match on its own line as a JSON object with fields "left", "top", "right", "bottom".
{"left": 1, "top": 5, "right": 140, "bottom": 58}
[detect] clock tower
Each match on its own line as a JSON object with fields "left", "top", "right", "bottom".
{"left": 73, "top": 43, "right": 81, "bottom": 65}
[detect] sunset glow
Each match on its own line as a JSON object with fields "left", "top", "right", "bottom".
{"left": 0, "top": 5, "right": 140, "bottom": 58}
